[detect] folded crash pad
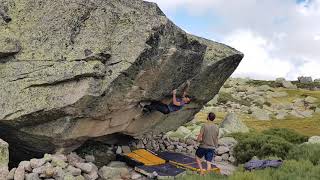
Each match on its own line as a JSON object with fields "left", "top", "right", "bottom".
{"left": 244, "top": 160, "right": 283, "bottom": 171}
{"left": 157, "top": 151, "right": 220, "bottom": 173}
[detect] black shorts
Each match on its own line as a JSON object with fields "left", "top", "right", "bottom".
{"left": 195, "top": 147, "right": 215, "bottom": 162}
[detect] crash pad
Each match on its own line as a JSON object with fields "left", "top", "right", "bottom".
{"left": 135, "top": 163, "right": 186, "bottom": 179}
{"left": 157, "top": 151, "right": 220, "bottom": 173}
{"left": 125, "top": 149, "right": 166, "bottom": 166}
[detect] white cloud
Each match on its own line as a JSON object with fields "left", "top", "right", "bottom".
{"left": 147, "top": 0, "right": 320, "bottom": 80}
{"left": 224, "top": 30, "right": 294, "bottom": 80}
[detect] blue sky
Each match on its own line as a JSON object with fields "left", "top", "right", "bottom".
{"left": 147, "top": 0, "right": 320, "bottom": 80}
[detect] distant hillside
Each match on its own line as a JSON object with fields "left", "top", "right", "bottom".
{"left": 197, "top": 78, "right": 320, "bottom": 136}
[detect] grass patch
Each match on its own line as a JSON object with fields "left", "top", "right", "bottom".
{"left": 244, "top": 117, "right": 320, "bottom": 136}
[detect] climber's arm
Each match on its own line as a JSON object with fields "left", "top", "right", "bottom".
{"left": 172, "top": 89, "right": 181, "bottom": 106}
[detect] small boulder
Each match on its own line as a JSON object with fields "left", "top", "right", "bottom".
{"left": 307, "top": 136, "right": 320, "bottom": 144}
{"left": 98, "top": 166, "right": 129, "bottom": 180}
{"left": 67, "top": 153, "right": 85, "bottom": 166}
{"left": 275, "top": 111, "right": 288, "bottom": 120}
{"left": 219, "top": 113, "right": 249, "bottom": 135}
{"left": 6, "top": 168, "right": 16, "bottom": 180}
{"left": 13, "top": 166, "right": 25, "bottom": 180}
{"left": 19, "top": 161, "right": 32, "bottom": 172}
{"left": 218, "top": 137, "right": 238, "bottom": 148}
{"left": 221, "top": 154, "right": 229, "bottom": 161}
{"left": 85, "top": 155, "right": 95, "bottom": 163}
{"left": 257, "top": 85, "right": 272, "bottom": 92}
{"left": 131, "top": 172, "right": 142, "bottom": 180}
{"left": 83, "top": 170, "right": 98, "bottom": 180}
{"left": 228, "top": 156, "right": 236, "bottom": 163}
{"left": 214, "top": 156, "right": 223, "bottom": 162}
{"left": 298, "top": 76, "right": 313, "bottom": 83}
{"left": 116, "top": 146, "right": 122, "bottom": 154}
{"left": 252, "top": 108, "right": 271, "bottom": 120}
{"left": 275, "top": 78, "right": 286, "bottom": 83}
{"left": 25, "top": 173, "right": 41, "bottom": 180}
{"left": 67, "top": 165, "right": 81, "bottom": 176}
{"left": 30, "top": 158, "right": 46, "bottom": 169}
{"left": 75, "top": 163, "right": 93, "bottom": 174}
{"left": 281, "top": 81, "right": 297, "bottom": 89}
{"left": 305, "top": 96, "right": 318, "bottom": 104}
{"left": 216, "top": 146, "right": 230, "bottom": 155}
{"left": 121, "top": 146, "right": 131, "bottom": 154}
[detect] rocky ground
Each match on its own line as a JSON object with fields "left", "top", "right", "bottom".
{"left": 208, "top": 78, "right": 320, "bottom": 121}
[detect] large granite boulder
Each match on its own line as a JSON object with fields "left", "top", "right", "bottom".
{"left": 219, "top": 113, "right": 249, "bottom": 137}
{"left": 0, "top": 0, "right": 243, "bottom": 160}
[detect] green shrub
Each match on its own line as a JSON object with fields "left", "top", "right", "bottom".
{"left": 262, "top": 128, "right": 309, "bottom": 144}
{"left": 287, "top": 144, "right": 320, "bottom": 165}
{"left": 231, "top": 133, "right": 294, "bottom": 164}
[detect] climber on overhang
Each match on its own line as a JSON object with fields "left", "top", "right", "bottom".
{"left": 142, "top": 80, "right": 191, "bottom": 114}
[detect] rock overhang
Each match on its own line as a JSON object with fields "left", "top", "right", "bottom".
{"left": 0, "top": 0, "right": 243, "bottom": 160}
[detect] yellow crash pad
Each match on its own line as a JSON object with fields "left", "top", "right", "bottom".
{"left": 125, "top": 149, "right": 166, "bottom": 166}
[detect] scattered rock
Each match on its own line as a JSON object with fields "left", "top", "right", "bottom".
{"left": 67, "top": 153, "right": 85, "bottom": 166}
{"left": 305, "top": 96, "right": 318, "bottom": 104}
{"left": 221, "top": 154, "right": 229, "bottom": 161}
{"left": 214, "top": 156, "right": 223, "bottom": 162}
{"left": 18, "top": 161, "right": 32, "bottom": 172}
{"left": 216, "top": 146, "right": 230, "bottom": 155}
{"left": 98, "top": 166, "right": 129, "bottom": 180}
{"left": 85, "top": 155, "right": 95, "bottom": 163}
{"left": 25, "top": 173, "right": 41, "bottom": 180}
{"left": 257, "top": 85, "right": 272, "bottom": 91}
{"left": 275, "top": 78, "right": 286, "bottom": 83}
{"left": 75, "top": 163, "right": 93, "bottom": 174}
{"left": 67, "top": 165, "right": 81, "bottom": 176}
{"left": 228, "top": 156, "right": 236, "bottom": 163}
{"left": 252, "top": 107, "right": 271, "bottom": 120}
{"left": 307, "top": 136, "right": 320, "bottom": 144}
{"left": 218, "top": 137, "right": 238, "bottom": 148}
{"left": 282, "top": 81, "right": 297, "bottom": 89}
{"left": 107, "top": 161, "right": 128, "bottom": 168}
{"left": 13, "top": 166, "right": 25, "bottom": 180}
{"left": 6, "top": 168, "right": 16, "bottom": 180}
{"left": 275, "top": 111, "right": 288, "bottom": 120}
{"left": 131, "top": 172, "right": 142, "bottom": 180}
{"left": 30, "top": 158, "right": 46, "bottom": 169}
{"left": 121, "top": 146, "right": 131, "bottom": 154}
{"left": 298, "top": 76, "right": 313, "bottom": 83}
{"left": 116, "top": 146, "right": 122, "bottom": 154}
